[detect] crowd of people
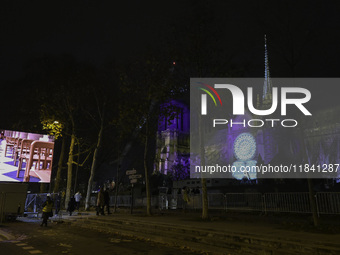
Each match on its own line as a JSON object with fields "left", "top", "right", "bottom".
{"left": 40, "top": 186, "right": 200, "bottom": 226}
{"left": 39, "top": 187, "right": 114, "bottom": 226}
{"left": 96, "top": 188, "right": 111, "bottom": 215}
{"left": 40, "top": 190, "right": 86, "bottom": 226}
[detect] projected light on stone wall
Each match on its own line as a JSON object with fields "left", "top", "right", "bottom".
{"left": 234, "top": 133, "right": 256, "bottom": 161}
{"left": 232, "top": 133, "right": 257, "bottom": 180}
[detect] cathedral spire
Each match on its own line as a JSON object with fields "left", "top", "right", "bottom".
{"left": 263, "top": 34, "right": 272, "bottom": 100}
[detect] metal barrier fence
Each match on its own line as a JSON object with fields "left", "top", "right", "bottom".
{"left": 316, "top": 192, "right": 340, "bottom": 215}
{"left": 264, "top": 193, "right": 311, "bottom": 213}
{"left": 109, "top": 195, "right": 132, "bottom": 207}
{"left": 225, "top": 193, "right": 263, "bottom": 211}
{"left": 25, "top": 193, "right": 58, "bottom": 213}
{"left": 23, "top": 192, "right": 340, "bottom": 216}
{"left": 88, "top": 192, "right": 340, "bottom": 215}
{"left": 140, "top": 194, "right": 225, "bottom": 210}
{"left": 224, "top": 192, "right": 340, "bottom": 215}
{"left": 103, "top": 194, "right": 225, "bottom": 210}
{"left": 208, "top": 193, "right": 225, "bottom": 209}
{"left": 24, "top": 193, "right": 69, "bottom": 222}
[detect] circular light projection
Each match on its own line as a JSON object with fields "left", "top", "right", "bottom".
{"left": 233, "top": 133, "right": 256, "bottom": 161}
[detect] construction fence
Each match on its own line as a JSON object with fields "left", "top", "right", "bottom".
{"left": 25, "top": 193, "right": 59, "bottom": 213}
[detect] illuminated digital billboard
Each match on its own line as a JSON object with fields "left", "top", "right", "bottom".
{"left": 0, "top": 130, "right": 55, "bottom": 183}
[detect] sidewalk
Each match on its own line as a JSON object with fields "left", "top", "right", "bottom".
{"left": 59, "top": 209, "right": 340, "bottom": 254}
{"left": 4, "top": 208, "right": 339, "bottom": 254}
{"left": 59, "top": 208, "right": 340, "bottom": 241}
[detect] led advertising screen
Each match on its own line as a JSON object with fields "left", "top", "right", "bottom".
{"left": 0, "top": 130, "right": 55, "bottom": 183}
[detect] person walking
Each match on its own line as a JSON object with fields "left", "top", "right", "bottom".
{"left": 74, "top": 191, "right": 82, "bottom": 211}
{"left": 182, "top": 186, "right": 190, "bottom": 213}
{"left": 41, "top": 194, "right": 54, "bottom": 227}
{"left": 67, "top": 195, "right": 76, "bottom": 216}
{"left": 61, "top": 191, "right": 66, "bottom": 209}
{"left": 55, "top": 192, "right": 61, "bottom": 216}
{"left": 104, "top": 188, "right": 111, "bottom": 215}
{"left": 97, "top": 188, "right": 105, "bottom": 215}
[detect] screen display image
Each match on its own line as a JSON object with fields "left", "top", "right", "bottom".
{"left": 0, "top": 130, "right": 55, "bottom": 183}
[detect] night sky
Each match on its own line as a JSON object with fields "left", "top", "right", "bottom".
{"left": 1, "top": 0, "right": 340, "bottom": 193}
{"left": 1, "top": 1, "right": 340, "bottom": 82}
{"left": 1, "top": 1, "right": 179, "bottom": 81}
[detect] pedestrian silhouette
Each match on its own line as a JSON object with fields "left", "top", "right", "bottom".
{"left": 67, "top": 195, "right": 76, "bottom": 216}
{"left": 104, "top": 188, "right": 111, "bottom": 215}
{"left": 41, "top": 194, "right": 54, "bottom": 227}
{"left": 55, "top": 192, "right": 61, "bottom": 216}
{"left": 75, "top": 191, "right": 82, "bottom": 211}
{"left": 97, "top": 188, "right": 105, "bottom": 215}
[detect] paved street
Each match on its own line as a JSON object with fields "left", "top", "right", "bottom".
{"left": 2, "top": 210, "right": 340, "bottom": 255}
{"left": 0, "top": 218, "right": 205, "bottom": 255}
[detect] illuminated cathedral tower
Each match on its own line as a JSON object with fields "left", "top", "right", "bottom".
{"left": 226, "top": 35, "right": 278, "bottom": 181}
{"left": 154, "top": 100, "right": 190, "bottom": 175}
{"left": 262, "top": 34, "right": 273, "bottom": 107}
{"left": 257, "top": 34, "right": 278, "bottom": 164}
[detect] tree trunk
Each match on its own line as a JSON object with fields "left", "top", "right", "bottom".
{"left": 65, "top": 133, "right": 76, "bottom": 208}
{"left": 308, "top": 178, "right": 319, "bottom": 226}
{"left": 144, "top": 119, "right": 152, "bottom": 216}
{"left": 298, "top": 122, "right": 319, "bottom": 226}
{"left": 114, "top": 155, "right": 120, "bottom": 213}
{"left": 199, "top": 116, "right": 209, "bottom": 219}
{"left": 85, "top": 124, "right": 103, "bottom": 210}
{"left": 201, "top": 177, "right": 208, "bottom": 218}
{"left": 53, "top": 136, "right": 66, "bottom": 193}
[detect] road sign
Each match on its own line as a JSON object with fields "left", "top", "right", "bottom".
{"left": 129, "top": 174, "right": 142, "bottom": 179}
{"left": 126, "top": 169, "right": 137, "bottom": 175}
{"left": 130, "top": 179, "right": 138, "bottom": 184}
